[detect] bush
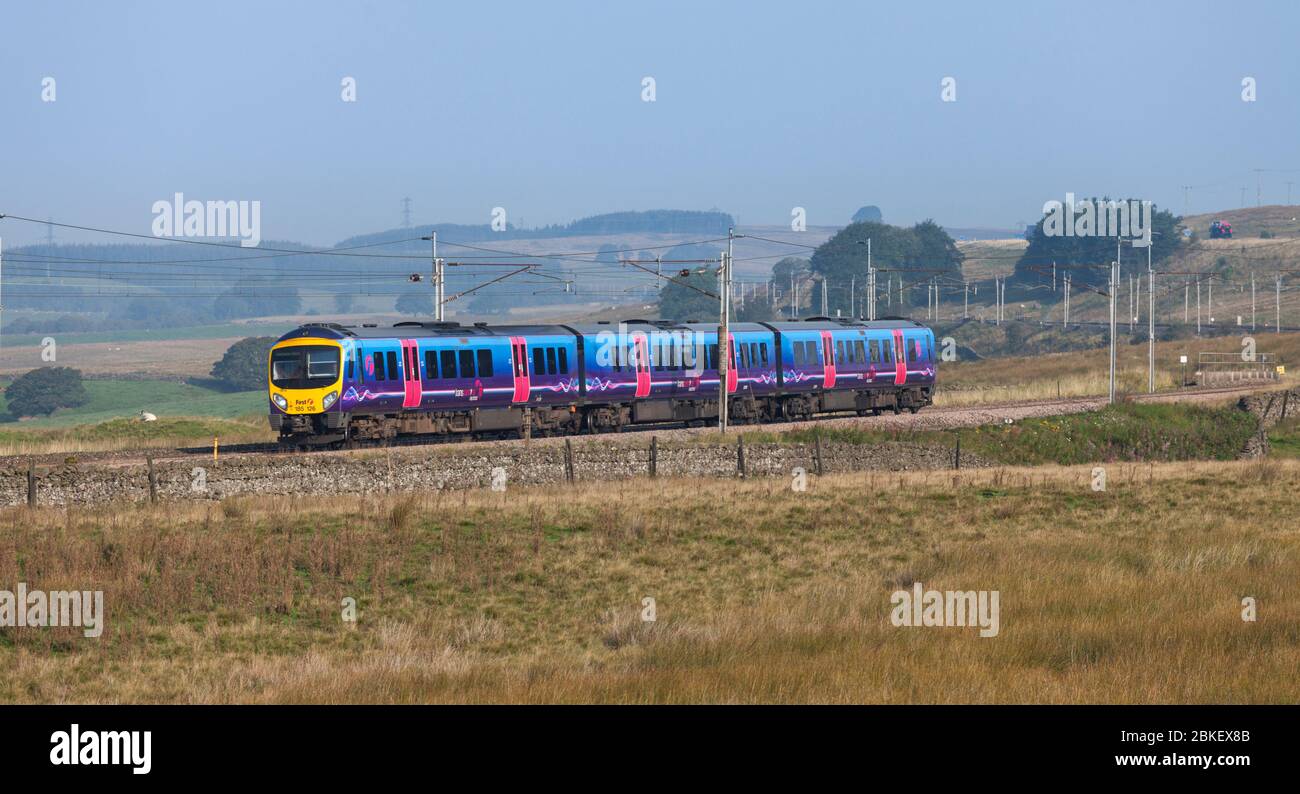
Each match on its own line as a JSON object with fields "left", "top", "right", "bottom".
{"left": 4, "top": 367, "right": 90, "bottom": 417}
{"left": 211, "top": 337, "right": 277, "bottom": 391}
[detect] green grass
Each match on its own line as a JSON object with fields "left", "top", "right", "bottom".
{"left": 0, "top": 415, "right": 270, "bottom": 452}
{"left": 1267, "top": 417, "right": 1300, "bottom": 459}
{"left": 0, "top": 379, "right": 265, "bottom": 428}
{"left": 718, "top": 403, "right": 1259, "bottom": 465}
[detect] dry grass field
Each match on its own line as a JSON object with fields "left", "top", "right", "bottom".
{"left": 936, "top": 331, "right": 1300, "bottom": 405}
{"left": 2, "top": 459, "right": 1296, "bottom": 704}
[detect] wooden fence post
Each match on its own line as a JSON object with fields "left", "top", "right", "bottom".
{"left": 27, "top": 464, "right": 36, "bottom": 507}
{"left": 737, "top": 436, "right": 746, "bottom": 478}
{"left": 564, "top": 438, "right": 575, "bottom": 483}
{"left": 649, "top": 436, "right": 658, "bottom": 478}
{"left": 954, "top": 435, "right": 961, "bottom": 470}
{"left": 813, "top": 432, "right": 824, "bottom": 477}
{"left": 147, "top": 456, "right": 158, "bottom": 503}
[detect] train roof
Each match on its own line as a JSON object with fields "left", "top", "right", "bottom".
{"left": 278, "top": 316, "right": 931, "bottom": 344}
{"left": 277, "top": 321, "right": 576, "bottom": 342}
{"left": 763, "top": 318, "right": 930, "bottom": 332}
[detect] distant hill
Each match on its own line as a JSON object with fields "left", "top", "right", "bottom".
{"left": 1181, "top": 205, "right": 1300, "bottom": 238}
{"left": 334, "top": 209, "right": 734, "bottom": 250}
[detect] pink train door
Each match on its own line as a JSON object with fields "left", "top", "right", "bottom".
{"left": 726, "top": 334, "right": 738, "bottom": 394}
{"left": 401, "top": 339, "right": 422, "bottom": 408}
{"left": 510, "top": 336, "right": 531, "bottom": 403}
{"left": 633, "top": 334, "right": 652, "bottom": 398}
{"left": 892, "top": 329, "right": 907, "bottom": 385}
{"left": 820, "top": 331, "right": 837, "bottom": 389}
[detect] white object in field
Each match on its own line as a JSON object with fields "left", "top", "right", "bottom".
{"left": 139, "top": 411, "right": 157, "bottom": 422}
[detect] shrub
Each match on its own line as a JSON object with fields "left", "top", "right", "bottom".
{"left": 4, "top": 367, "right": 90, "bottom": 417}
{"left": 211, "top": 337, "right": 276, "bottom": 391}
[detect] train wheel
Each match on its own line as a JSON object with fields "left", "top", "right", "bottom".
{"left": 908, "top": 405, "right": 919, "bottom": 414}
{"left": 891, "top": 404, "right": 901, "bottom": 415}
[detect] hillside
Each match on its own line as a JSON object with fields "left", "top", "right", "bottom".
{"left": 1182, "top": 205, "right": 1300, "bottom": 238}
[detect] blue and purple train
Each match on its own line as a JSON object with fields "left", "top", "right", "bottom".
{"left": 267, "top": 318, "right": 936, "bottom": 446}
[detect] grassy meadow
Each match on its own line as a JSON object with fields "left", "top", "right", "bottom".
{"left": 1, "top": 459, "right": 1296, "bottom": 704}
{"left": 0, "top": 378, "right": 271, "bottom": 455}
{"left": 935, "top": 330, "right": 1300, "bottom": 405}
{"left": 713, "top": 402, "right": 1261, "bottom": 465}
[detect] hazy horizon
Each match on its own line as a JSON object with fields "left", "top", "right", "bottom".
{"left": 3, "top": 0, "right": 1298, "bottom": 248}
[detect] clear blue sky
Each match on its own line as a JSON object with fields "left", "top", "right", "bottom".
{"left": 2, "top": 0, "right": 1297, "bottom": 246}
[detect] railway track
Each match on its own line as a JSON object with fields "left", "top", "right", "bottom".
{"left": 3, "top": 382, "right": 1275, "bottom": 470}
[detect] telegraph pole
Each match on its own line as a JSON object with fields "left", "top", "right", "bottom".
{"left": 1123, "top": 276, "right": 1133, "bottom": 332}
{"left": 994, "top": 276, "right": 1000, "bottom": 325}
{"left": 963, "top": 280, "right": 969, "bottom": 319}
{"left": 867, "top": 239, "right": 875, "bottom": 321}
{"left": 1063, "top": 274, "right": 1070, "bottom": 327}
{"left": 1109, "top": 259, "right": 1118, "bottom": 404}
{"left": 719, "top": 229, "right": 739, "bottom": 433}
{"left": 850, "top": 275, "right": 855, "bottom": 318}
{"left": 1277, "top": 274, "right": 1282, "bottom": 334}
{"left": 421, "top": 232, "right": 445, "bottom": 321}
{"left": 1251, "top": 272, "right": 1256, "bottom": 330}
{"left": 1145, "top": 242, "right": 1155, "bottom": 393}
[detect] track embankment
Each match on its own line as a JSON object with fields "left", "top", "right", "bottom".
{"left": 0, "top": 383, "right": 1281, "bottom": 507}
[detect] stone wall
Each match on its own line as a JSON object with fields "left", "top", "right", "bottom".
{"left": 0, "top": 439, "right": 986, "bottom": 508}
{"left": 1235, "top": 388, "right": 1300, "bottom": 458}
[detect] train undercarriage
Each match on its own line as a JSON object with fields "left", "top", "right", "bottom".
{"left": 276, "top": 387, "right": 934, "bottom": 448}
{"left": 275, "top": 386, "right": 933, "bottom": 450}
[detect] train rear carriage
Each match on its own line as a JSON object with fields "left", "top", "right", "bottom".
{"left": 760, "top": 319, "right": 935, "bottom": 417}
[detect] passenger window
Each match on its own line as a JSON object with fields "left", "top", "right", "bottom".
{"left": 836, "top": 340, "right": 845, "bottom": 364}
{"left": 373, "top": 352, "right": 386, "bottom": 381}
{"left": 760, "top": 343, "right": 769, "bottom": 366}
{"left": 459, "top": 349, "right": 475, "bottom": 378}
{"left": 854, "top": 340, "right": 866, "bottom": 363}
{"left": 425, "top": 350, "right": 438, "bottom": 379}
{"left": 533, "top": 347, "right": 545, "bottom": 376}
{"left": 477, "top": 349, "right": 493, "bottom": 378}
{"left": 545, "top": 347, "right": 557, "bottom": 375}
{"left": 441, "top": 349, "right": 457, "bottom": 379}
{"left": 387, "top": 351, "right": 399, "bottom": 380}
{"left": 806, "top": 341, "right": 818, "bottom": 363}
{"left": 558, "top": 347, "right": 569, "bottom": 374}
{"left": 345, "top": 355, "right": 353, "bottom": 380}
{"left": 708, "top": 344, "right": 719, "bottom": 369}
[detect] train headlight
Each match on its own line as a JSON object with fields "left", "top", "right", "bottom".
{"left": 322, "top": 390, "right": 339, "bottom": 409}
{"left": 272, "top": 393, "right": 288, "bottom": 410}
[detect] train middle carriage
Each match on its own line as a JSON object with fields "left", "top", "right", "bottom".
{"left": 267, "top": 318, "right": 935, "bottom": 446}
